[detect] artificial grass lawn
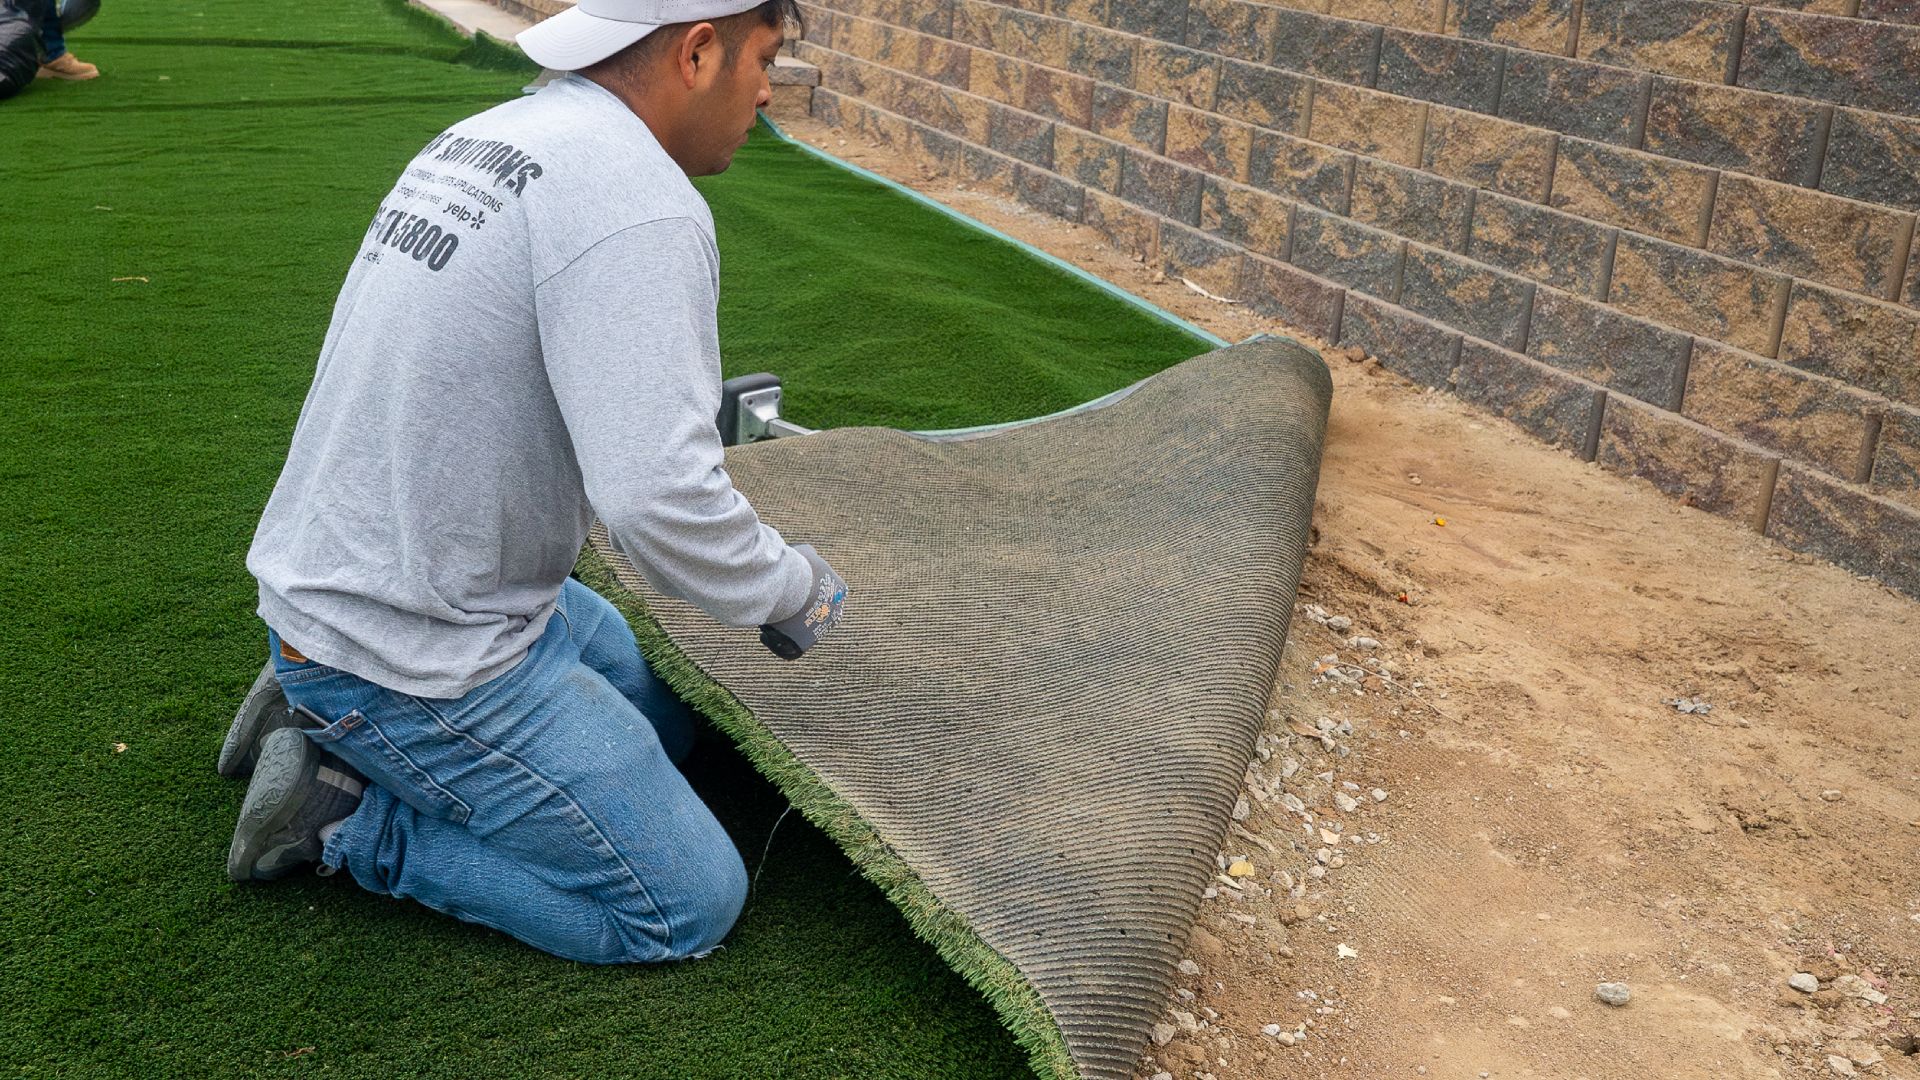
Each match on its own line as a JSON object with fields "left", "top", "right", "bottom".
{"left": 0, "top": 3, "right": 1212, "bottom": 1076}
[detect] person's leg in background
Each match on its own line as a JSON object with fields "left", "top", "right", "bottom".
{"left": 30, "top": 0, "right": 99, "bottom": 80}
{"left": 252, "top": 609, "right": 748, "bottom": 964}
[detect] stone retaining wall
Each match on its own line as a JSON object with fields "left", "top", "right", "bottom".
{"left": 787, "top": 0, "right": 1920, "bottom": 595}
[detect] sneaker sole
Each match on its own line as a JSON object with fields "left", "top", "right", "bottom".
{"left": 217, "top": 662, "right": 292, "bottom": 779}
{"left": 226, "top": 727, "right": 321, "bottom": 882}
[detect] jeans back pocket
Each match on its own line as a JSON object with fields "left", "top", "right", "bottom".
{"left": 307, "top": 710, "right": 473, "bottom": 827}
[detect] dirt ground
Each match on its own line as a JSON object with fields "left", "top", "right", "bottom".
{"left": 779, "top": 116, "right": 1920, "bottom": 1080}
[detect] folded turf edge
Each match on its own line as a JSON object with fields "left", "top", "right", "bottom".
{"left": 572, "top": 549, "right": 1079, "bottom": 1080}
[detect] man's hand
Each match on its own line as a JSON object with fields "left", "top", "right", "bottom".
{"left": 760, "top": 544, "right": 846, "bottom": 659}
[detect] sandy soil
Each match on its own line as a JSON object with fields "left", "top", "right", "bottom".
{"left": 779, "top": 116, "right": 1920, "bottom": 1080}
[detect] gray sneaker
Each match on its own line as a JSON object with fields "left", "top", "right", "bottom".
{"left": 227, "top": 724, "right": 366, "bottom": 882}
{"left": 217, "top": 662, "right": 302, "bottom": 779}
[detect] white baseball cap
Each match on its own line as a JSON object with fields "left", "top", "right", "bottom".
{"left": 517, "top": 0, "right": 770, "bottom": 71}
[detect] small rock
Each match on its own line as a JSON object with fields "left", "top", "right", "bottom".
{"left": 1171, "top": 1009, "right": 1200, "bottom": 1034}
{"left": 1175, "top": 988, "right": 1195, "bottom": 1002}
{"left": 1152, "top": 1023, "right": 1176, "bottom": 1047}
{"left": 1280, "top": 792, "right": 1307, "bottom": 815}
{"left": 1151, "top": 1073, "right": 1173, "bottom": 1080}
{"left": 1228, "top": 859, "right": 1255, "bottom": 878}
{"left": 1821, "top": 789, "right": 1845, "bottom": 802}
{"left": 1371, "top": 788, "right": 1388, "bottom": 802}
{"left": 1337, "top": 943, "right": 1358, "bottom": 959}
{"left": 1334, "top": 792, "right": 1360, "bottom": 813}
{"left": 1835, "top": 974, "right": 1889, "bottom": 1004}
{"left": 1789, "top": 973, "right": 1820, "bottom": 994}
{"left": 1827, "top": 1054, "right": 1855, "bottom": 1076}
{"left": 1178, "top": 959, "right": 1202, "bottom": 976}
{"left": 1261, "top": 1023, "right": 1283, "bottom": 1037}
{"left": 1326, "top": 616, "right": 1352, "bottom": 632}
{"left": 1348, "top": 636, "right": 1380, "bottom": 650}
{"left": 1595, "top": 982, "right": 1631, "bottom": 1006}
{"left": 1231, "top": 795, "right": 1251, "bottom": 821}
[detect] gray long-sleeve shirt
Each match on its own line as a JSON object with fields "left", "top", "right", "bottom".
{"left": 247, "top": 74, "right": 812, "bottom": 698}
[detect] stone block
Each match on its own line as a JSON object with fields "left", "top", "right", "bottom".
{"left": 1200, "top": 178, "right": 1293, "bottom": 260}
{"left": 891, "top": 77, "right": 989, "bottom": 140}
{"left": 1108, "top": 0, "right": 1189, "bottom": 42}
{"left": 1549, "top": 137, "right": 1716, "bottom": 246}
{"left": 1872, "top": 408, "right": 1920, "bottom": 512}
{"left": 1682, "top": 339, "right": 1876, "bottom": 480}
{"left": 1091, "top": 84, "right": 1168, "bottom": 153}
{"left": 796, "top": 3, "right": 835, "bottom": 48}
{"left": 1214, "top": 59, "right": 1313, "bottom": 133}
{"left": 1120, "top": 149, "right": 1207, "bottom": 224}
{"left": 809, "top": 84, "right": 846, "bottom": 124}
{"left": 1467, "top": 191, "right": 1616, "bottom": 298}
{"left": 1739, "top": 9, "right": 1920, "bottom": 119}
{"left": 1420, "top": 106, "right": 1556, "bottom": 201}
{"left": 1859, "top": 0, "right": 1920, "bottom": 22}
{"left": 970, "top": 54, "right": 1088, "bottom": 125}
{"left": 1642, "top": 79, "right": 1827, "bottom": 186}
{"left": 1165, "top": 106, "right": 1256, "bottom": 181}
{"left": 1348, "top": 160, "right": 1476, "bottom": 251}
{"left": 1576, "top": 0, "right": 1744, "bottom": 82}
{"left": 1527, "top": 287, "right": 1692, "bottom": 406}
{"left": 987, "top": 102, "right": 1054, "bottom": 166}
{"left": 1340, "top": 0, "right": 1446, "bottom": 33}
{"left": 1186, "top": 0, "right": 1282, "bottom": 63}
{"left": 1161, "top": 221, "right": 1246, "bottom": 297}
{"left": 1608, "top": 232, "right": 1789, "bottom": 356}
{"left": 1777, "top": 282, "right": 1920, "bottom": 408}
{"left": 1044, "top": 0, "right": 1105, "bottom": 22}
{"left": 1291, "top": 206, "right": 1407, "bottom": 296}
{"left": 1598, "top": 393, "right": 1776, "bottom": 521}
{"left": 955, "top": 141, "right": 1017, "bottom": 192}
{"left": 1768, "top": 465, "right": 1920, "bottom": 598}
{"left": 1083, "top": 189, "right": 1160, "bottom": 258}
{"left": 1013, "top": 163, "right": 1086, "bottom": 221}
{"left": 1053, "top": 127, "right": 1127, "bottom": 194}
{"left": 1339, "top": 294, "right": 1464, "bottom": 388}
{"left": 1398, "top": 245, "right": 1538, "bottom": 350}
{"left": 1376, "top": 29, "right": 1505, "bottom": 112}
{"left": 1307, "top": 82, "right": 1427, "bottom": 166}
{"left": 1248, "top": 129, "right": 1353, "bottom": 212}
{"left": 1457, "top": 0, "right": 1579, "bottom": 53}
{"left": 1708, "top": 174, "right": 1917, "bottom": 301}
{"left": 1268, "top": 13, "right": 1382, "bottom": 86}
{"left": 1499, "top": 51, "right": 1650, "bottom": 146}
{"left": 1822, "top": 109, "right": 1920, "bottom": 214}
{"left": 1136, "top": 41, "right": 1221, "bottom": 109}
{"left": 1067, "top": 23, "right": 1134, "bottom": 83}
{"left": 1454, "top": 339, "right": 1604, "bottom": 451}
{"left": 1240, "top": 255, "right": 1349, "bottom": 338}
{"left": 952, "top": 0, "right": 1070, "bottom": 63}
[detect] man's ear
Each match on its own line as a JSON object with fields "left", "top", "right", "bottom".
{"left": 677, "top": 22, "right": 721, "bottom": 88}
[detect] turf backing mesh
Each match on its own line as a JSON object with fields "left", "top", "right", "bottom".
{"left": 579, "top": 339, "right": 1332, "bottom": 1079}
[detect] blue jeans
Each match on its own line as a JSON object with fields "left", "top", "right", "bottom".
{"left": 23, "top": 0, "right": 64, "bottom": 60}
{"left": 268, "top": 578, "right": 748, "bottom": 964}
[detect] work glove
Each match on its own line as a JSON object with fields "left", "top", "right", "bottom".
{"left": 760, "top": 544, "right": 847, "bottom": 659}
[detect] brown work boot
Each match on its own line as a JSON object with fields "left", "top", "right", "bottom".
{"left": 37, "top": 53, "right": 100, "bottom": 80}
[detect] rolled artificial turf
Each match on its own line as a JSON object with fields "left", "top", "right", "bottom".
{"left": 0, "top": 3, "right": 1212, "bottom": 1076}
